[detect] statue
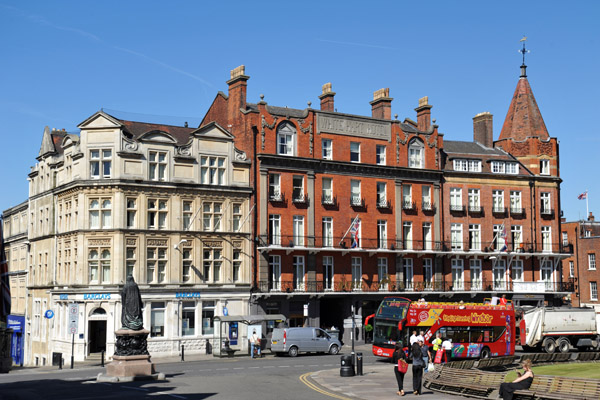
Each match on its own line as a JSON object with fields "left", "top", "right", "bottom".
{"left": 121, "top": 276, "right": 143, "bottom": 331}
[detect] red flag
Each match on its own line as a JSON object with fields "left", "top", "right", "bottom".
{"left": 0, "top": 223, "right": 11, "bottom": 322}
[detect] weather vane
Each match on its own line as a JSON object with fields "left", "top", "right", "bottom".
{"left": 519, "top": 36, "right": 530, "bottom": 66}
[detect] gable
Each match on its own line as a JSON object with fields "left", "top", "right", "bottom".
{"left": 192, "top": 122, "right": 234, "bottom": 140}
{"left": 78, "top": 112, "right": 122, "bottom": 129}
{"left": 138, "top": 131, "right": 177, "bottom": 144}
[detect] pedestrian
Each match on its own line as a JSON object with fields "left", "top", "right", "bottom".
{"left": 500, "top": 294, "right": 508, "bottom": 305}
{"left": 411, "top": 341, "right": 424, "bottom": 395}
{"left": 432, "top": 332, "right": 442, "bottom": 352}
{"left": 417, "top": 330, "right": 425, "bottom": 343}
{"left": 409, "top": 330, "right": 418, "bottom": 345}
{"left": 250, "top": 329, "right": 261, "bottom": 358}
{"left": 421, "top": 339, "right": 432, "bottom": 372}
{"left": 392, "top": 342, "right": 407, "bottom": 396}
{"left": 499, "top": 359, "right": 534, "bottom": 400}
{"left": 441, "top": 337, "right": 452, "bottom": 363}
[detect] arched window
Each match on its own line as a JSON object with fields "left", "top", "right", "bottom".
{"left": 408, "top": 140, "right": 425, "bottom": 169}
{"left": 277, "top": 122, "right": 296, "bottom": 156}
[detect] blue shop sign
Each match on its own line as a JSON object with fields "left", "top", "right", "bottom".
{"left": 59, "top": 294, "right": 68, "bottom": 300}
{"left": 83, "top": 293, "right": 111, "bottom": 300}
{"left": 7, "top": 315, "right": 25, "bottom": 332}
{"left": 175, "top": 292, "right": 201, "bottom": 298}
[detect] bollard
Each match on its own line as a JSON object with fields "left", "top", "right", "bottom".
{"left": 340, "top": 354, "right": 355, "bottom": 377}
{"left": 356, "top": 352, "right": 363, "bottom": 376}
{"left": 59, "top": 356, "right": 62, "bottom": 370}
{"left": 101, "top": 350, "right": 105, "bottom": 367}
{"left": 181, "top": 344, "right": 185, "bottom": 362}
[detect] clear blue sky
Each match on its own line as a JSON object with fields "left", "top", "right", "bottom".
{"left": 1, "top": 1, "right": 598, "bottom": 221}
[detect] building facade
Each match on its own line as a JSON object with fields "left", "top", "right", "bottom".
{"left": 201, "top": 62, "right": 570, "bottom": 341}
{"left": 3, "top": 112, "right": 253, "bottom": 366}
{"left": 562, "top": 212, "right": 600, "bottom": 310}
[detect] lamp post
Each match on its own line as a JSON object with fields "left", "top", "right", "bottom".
{"left": 351, "top": 304, "right": 355, "bottom": 366}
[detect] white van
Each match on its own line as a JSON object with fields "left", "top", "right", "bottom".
{"left": 271, "top": 327, "right": 342, "bottom": 357}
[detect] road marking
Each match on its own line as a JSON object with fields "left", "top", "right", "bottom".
{"left": 249, "top": 366, "right": 260, "bottom": 369}
{"left": 263, "top": 366, "right": 274, "bottom": 368}
{"left": 233, "top": 367, "right": 244, "bottom": 370}
{"left": 216, "top": 368, "right": 229, "bottom": 371}
{"left": 280, "top": 365, "right": 290, "bottom": 368}
{"left": 299, "top": 372, "right": 352, "bottom": 400}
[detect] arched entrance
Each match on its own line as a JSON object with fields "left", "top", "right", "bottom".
{"left": 88, "top": 307, "right": 107, "bottom": 354}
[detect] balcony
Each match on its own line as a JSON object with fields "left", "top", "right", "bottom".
{"left": 422, "top": 201, "right": 435, "bottom": 212}
{"left": 541, "top": 208, "right": 554, "bottom": 217}
{"left": 402, "top": 200, "right": 416, "bottom": 210}
{"left": 377, "top": 199, "right": 392, "bottom": 210}
{"left": 321, "top": 194, "right": 337, "bottom": 206}
{"left": 510, "top": 207, "right": 524, "bottom": 217}
{"left": 350, "top": 197, "right": 366, "bottom": 208}
{"left": 450, "top": 204, "right": 465, "bottom": 213}
{"left": 492, "top": 206, "right": 506, "bottom": 216}
{"left": 269, "top": 191, "right": 285, "bottom": 203}
{"left": 468, "top": 205, "right": 483, "bottom": 215}
{"left": 292, "top": 193, "right": 309, "bottom": 206}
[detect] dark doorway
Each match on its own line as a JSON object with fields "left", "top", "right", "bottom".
{"left": 88, "top": 320, "right": 107, "bottom": 353}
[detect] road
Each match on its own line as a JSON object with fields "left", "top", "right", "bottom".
{"left": 0, "top": 351, "right": 366, "bottom": 400}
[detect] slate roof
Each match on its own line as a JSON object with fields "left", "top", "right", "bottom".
{"left": 499, "top": 76, "right": 549, "bottom": 141}
{"left": 443, "top": 140, "right": 508, "bottom": 157}
{"left": 119, "top": 120, "right": 195, "bottom": 145}
{"left": 246, "top": 103, "right": 308, "bottom": 118}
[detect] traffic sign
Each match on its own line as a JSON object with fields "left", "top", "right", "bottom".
{"left": 68, "top": 303, "right": 79, "bottom": 335}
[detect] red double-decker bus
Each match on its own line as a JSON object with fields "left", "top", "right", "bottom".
{"left": 367, "top": 296, "right": 515, "bottom": 360}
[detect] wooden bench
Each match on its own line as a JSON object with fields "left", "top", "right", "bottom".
{"left": 477, "top": 356, "right": 516, "bottom": 370}
{"left": 513, "top": 374, "right": 600, "bottom": 400}
{"left": 424, "top": 364, "right": 507, "bottom": 399}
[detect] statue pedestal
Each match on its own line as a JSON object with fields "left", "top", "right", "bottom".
{"left": 98, "top": 329, "right": 164, "bottom": 382}
{"left": 0, "top": 327, "right": 13, "bottom": 373}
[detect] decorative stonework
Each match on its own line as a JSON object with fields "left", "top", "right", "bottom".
{"left": 176, "top": 143, "right": 192, "bottom": 157}
{"left": 233, "top": 240, "right": 242, "bottom": 248}
{"left": 147, "top": 239, "right": 168, "bottom": 247}
{"left": 509, "top": 141, "right": 530, "bottom": 156}
{"left": 126, "top": 238, "right": 137, "bottom": 246}
{"left": 297, "top": 119, "right": 314, "bottom": 155}
{"left": 234, "top": 147, "right": 247, "bottom": 161}
{"left": 122, "top": 137, "right": 139, "bottom": 152}
{"left": 89, "top": 238, "right": 111, "bottom": 246}
{"left": 261, "top": 115, "right": 278, "bottom": 150}
{"left": 203, "top": 241, "right": 223, "bottom": 248}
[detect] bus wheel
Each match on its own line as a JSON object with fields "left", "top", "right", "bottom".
{"left": 542, "top": 338, "right": 556, "bottom": 354}
{"left": 480, "top": 347, "right": 491, "bottom": 359}
{"left": 558, "top": 338, "right": 570, "bottom": 353}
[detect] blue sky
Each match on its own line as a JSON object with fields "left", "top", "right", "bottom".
{"left": 1, "top": 1, "right": 598, "bottom": 221}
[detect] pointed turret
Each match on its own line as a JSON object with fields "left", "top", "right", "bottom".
{"left": 38, "top": 126, "right": 56, "bottom": 159}
{"left": 498, "top": 65, "right": 549, "bottom": 141}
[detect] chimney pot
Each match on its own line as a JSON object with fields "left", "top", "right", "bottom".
{"left": 226, "top": 65, "right": 250, "bottom": 116}
{"left": 473, "top": 112, "right": 493, "bottom": 148}
{"left": 319, "top": 82, "right": 336, "bottom": 112}
{"left": 370, "top": 88, "right": 393, "bottom": 120}
{"left": 589, "top": 212, "right": 595, "bottom": 222}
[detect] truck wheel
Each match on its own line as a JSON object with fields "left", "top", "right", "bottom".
{"left": 288, "top": 346, "right": 299, "bottom": 357}
{"left": 593, "top": 336, "right": 600, "bottom": 351}
{"left": 480, "top": 347, "right": 491, "bottom": 359}
{"left": 329, "top": 344, "right": 339, "bottom": 355}
{"left": 542, "top": 338, "right": 556, "bottom": 354}
{"left": 558, "top": 338, "right": 570, "bottom": 353}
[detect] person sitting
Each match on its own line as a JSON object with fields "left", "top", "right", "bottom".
{"left": 499, "top": 359, "right": 534, "bottom": 400}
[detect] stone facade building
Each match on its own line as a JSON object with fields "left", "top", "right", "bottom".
{"left": 3, "top": 112, "right": 253, "bottom": 366}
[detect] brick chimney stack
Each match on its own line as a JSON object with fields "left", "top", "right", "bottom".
{"left": 415, "top": 96, "right": 432, "bottom": 131}
{"left": 589, "top": 212, "right": 595, "bottom": 222}
{"left": 370, "top": 88, "right": 393, "bottom": 120}
{"left": 319, "top": 83, "right": 336, "bottom": 111}
{"left": 227, "top": 65, "right": 249, "bottom": 116}
{"left": 473, "top": 112, "right": 493, "bottom": 148}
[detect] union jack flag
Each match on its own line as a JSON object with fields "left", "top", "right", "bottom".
{"left": 350, "top": 218, "right": 361, "bottom": 249}
{"left": 578, "top": 192, "right": 588, "bottom": 200}
{"left": 0, "top": 223, "right": 11, "bottom": 323}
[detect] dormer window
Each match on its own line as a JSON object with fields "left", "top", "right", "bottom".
{"left": 453, "top": 159, "right": 481, "bottom": 172}
{"left": 491, "top": 161, "right": 519, "bottom": 174}
{"left": 408, "top": 140, "right": 424, "bottom": 169}
{"left": 277, "top": 122, "right": 296, "bottom": 156}
{"left": 90, "top": 149, "right": 111, "bottom": 179}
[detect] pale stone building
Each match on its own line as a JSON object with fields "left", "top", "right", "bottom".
{"left": 8, "top": 111, "right": 253, "bottom": 366}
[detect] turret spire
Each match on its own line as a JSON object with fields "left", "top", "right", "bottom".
{"left": 519, "top": 36, "right": 530, "bottom": 78}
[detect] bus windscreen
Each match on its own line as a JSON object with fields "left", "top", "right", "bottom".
{"left": 376, "top": 298, "right": 409, "bottom": 320}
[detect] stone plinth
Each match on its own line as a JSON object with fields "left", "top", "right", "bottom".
{"left": 114, "top": 329, "right": 149, "bottom": 356}
{"left": 106, "top": 354, "right": 155, "bottom": 377}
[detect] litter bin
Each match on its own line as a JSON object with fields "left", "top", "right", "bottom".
{"left": 340, "top": 354, "right": 355, "bottom": 377}
{"left": 52, "top": 352, "right": 62, "bottom": 367}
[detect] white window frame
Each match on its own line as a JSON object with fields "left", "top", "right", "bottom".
{"left": 323, "top": 256, "right": 334, "bottom": 291}
{"left": 90, "top": 149, "right": 112, "bottom": 179}
{"left": 506, "top": 162, "right": 519, "bottom": 174}
{"left": 403, "top": 258, "right": 413, "bottom": 290}
{"left": 589, "top": 253, "right": 596, "bottom": 270}
{"left": 322, "top": 217, "right": 333, "bottom": 248}
{"left": 541, "top": 260, "right": 554, "bottom": 290}
{"left": 322, "top": 139, "right": 332, "bottom": 160}
{"left": 377, "top": 220, "right": 387, "bottom": 249}
{"left": 270, "top": 255, "right": 281, "bottom": 290}
{"left": 569, "top": 261, "right": 574, "bottom": 278}
{"left": 269, "top": 215, "right": 281, "bottom": 246}
{"left": 350, "top": 142, "right": 360, "bottom": 163}
{"left": 403, "top": 221, "right": 412, "bottom": 250}
{"left": 492, "top": 190, "right": 504, "bottom": 212}
{"left": 147, "top": 246, "right": 167, "bottom": 284}
{"left": 469, "top": 224, "right": 481, "bottom": 251}
{"left": 541, "top": 226, "right": 552, "bottom": 252}
{"left": 422, "top": 222, "right": 432, "bottom": 250}
{"left": 403, "top": 185, "right": 412, "bottom": 209}
{"left": 269, "top": 174, "right": 281, "bottom": 201}
{"left": 423, "top": 258, "right": 433, "bottom": 290}
{"left": 126, "top": 198, "right": 137, "bottom": 229}
{"left": 408, "top": 140, "right": 424, "bottom": 169}
{"left": 277, "top": 123, "right": 296, "bottom": 156}
{"left": 511, "top": 260, "right": 523, "bottom": 282}
{"left": 451, "top": 259, "right": 464, "bottom": 290}
{"left": 293, "top": 255, "right": 305, "bottom": 290}
{"left": 470, "top": 259, "right": 482, "bottom": 290}
{"left": 203, "top": 247, "right": 222, "bottom": 283}
{"left": 511, "top": 225, "right": 523, "bottom": 250}
{"left": 149, "top": 150, "right": 168, "bottom": 182}
{"left": 350, "top": 180, "right": 361, "bottom": 206}
{"left": 351, "top": 257, "right": 362, "bottom": 290}
{"left": 510, "top": 191, "right": 522, "bottom": 213}
{"left": 493, "top": 259, "right": 507, "bottom": 290}
{"left": 293, "top": 215, "right": 305, "bottom": 247}
{"left": 451, "top": 223, "right": 463, "bottom": 250}
{"left": 377, "top": 257, "right": 388, "bottom": 290}
{"left": 377, "top": 182, "right": 387, "bottom": 207}
{"left": 540, "top": 159, "right": 550, "bottom": 175}
{"left": 148, "top": 199, "right": 168, "bottom": 230}
{"left": 292, "top": 175, "right": 305, "bottom": 202}
{"left": 468, "top": 189, "right": 480, "bottom": 211}
{"left": 200, "top": 156, "right": 226, "bottom": 185}
{"left": 422, "top": 186, "right": 432, "bottom": 210}
{"left": 591, "top": 282, "right": 598, "bottom": 301}
{"left": 540, "top": 192, "right": 551, "bottom": 214}
{"left": 202, "top": 202, "right": 222, "bottom": 232}
{"left": 322, "top": 177, "right": 333, "bottom": 204}
{"left": 376, "top": 145, "right": 386, "bottom": 165}
{"left": 491, "top": 161, "right": 505, "bottom": 174}
{"left": 450, "top": 188, "right": 462, "bottom": 210}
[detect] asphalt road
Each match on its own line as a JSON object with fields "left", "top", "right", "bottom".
{"left": 0, "top": 351, "right": 371, "bottom": 400}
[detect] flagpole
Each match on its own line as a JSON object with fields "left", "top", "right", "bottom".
{"left": 340, "top": 215, "right": 359, "bottom": 244}
{"left": 586, "top": 190, "right": 589, "bottom": 216}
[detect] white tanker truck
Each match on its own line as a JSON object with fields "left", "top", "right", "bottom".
{"left": 520, "top": 306, "right": 600, "bottom": 353}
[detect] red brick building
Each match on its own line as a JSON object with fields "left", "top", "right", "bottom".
{"left": 562, "top": 212, "right": 600, "bottom": 308}
{"left": 201, "top": 61, "right": 570, "bottom": 334}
